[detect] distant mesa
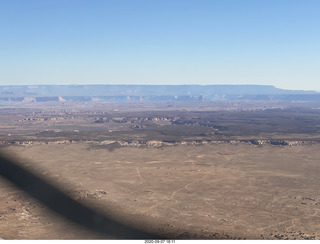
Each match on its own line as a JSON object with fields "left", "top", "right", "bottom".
{"left": 0, "top": 85, "right": 319, "bottom": 102}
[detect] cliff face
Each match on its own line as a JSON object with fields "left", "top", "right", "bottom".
{"left": 0, "top": 85, "right": 319, "bottom": 102}
{"left": 0, "top": 138, "right": 316, "bottom": 147}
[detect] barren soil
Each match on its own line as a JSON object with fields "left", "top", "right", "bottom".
{"left": 0, "top": 102, "right": 320, "bottom": 239}
{"left": 0, "top": 143, "right": 320, "bottom": 239}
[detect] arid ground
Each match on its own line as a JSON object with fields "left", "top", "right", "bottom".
{"left": 0, "top": 101, "right": 320, "bottom": 239}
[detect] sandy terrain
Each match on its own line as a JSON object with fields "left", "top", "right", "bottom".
{"left": 1, "top": 143, "right": 320, "bottom": 239}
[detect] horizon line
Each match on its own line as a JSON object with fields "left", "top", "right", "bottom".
{"left": 1, "top": 84, "right": 319, "bottom": 92}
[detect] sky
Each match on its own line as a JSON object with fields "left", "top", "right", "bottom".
{"left": 0, "top": 0, "right": 319, "bottom": 90}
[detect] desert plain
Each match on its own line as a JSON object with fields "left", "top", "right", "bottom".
{"left": 0, "top": 101, "right": 320, "bottom": 239}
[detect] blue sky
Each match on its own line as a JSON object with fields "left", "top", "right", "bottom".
{"left": 1, "top": 0, "right": 319, "bottom": 90}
